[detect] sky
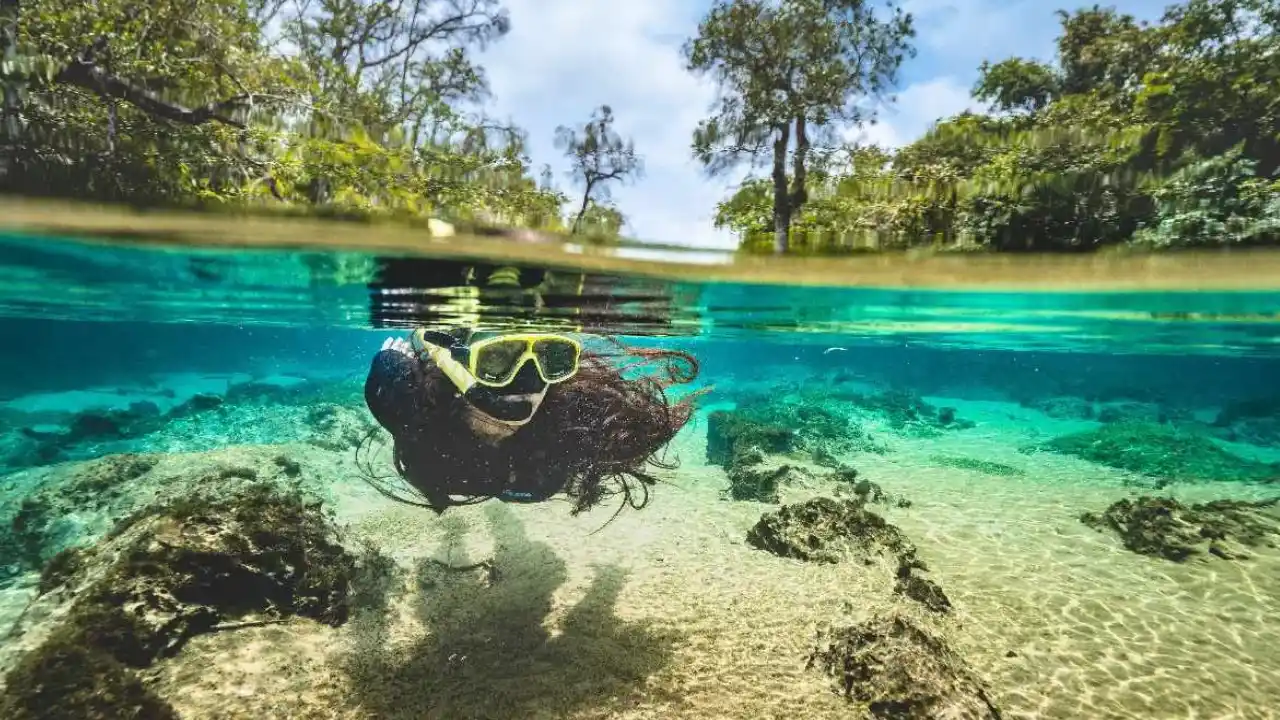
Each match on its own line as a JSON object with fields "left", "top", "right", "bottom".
{"left": 475, "top": 0, "right": 1173, "bottom": 249}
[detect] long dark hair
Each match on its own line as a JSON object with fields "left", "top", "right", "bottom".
{"left": 357, "top": 338, "right": 704, "bottom": 521}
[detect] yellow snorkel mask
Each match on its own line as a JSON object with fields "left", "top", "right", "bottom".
{"left": 411, "top": 329, "right": 582, "bottom": 390}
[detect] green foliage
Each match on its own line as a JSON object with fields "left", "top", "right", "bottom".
{"left": 973, "top": 58, "right": 1060, "bottom": 114}
{"left": 685, "top": 0, "right": 915, "bottom": 252}
{"left": 715, "top": 0, "right": 1280, "bottom": 253}
{"left": 0, "top": 0, "right": 572, "bottom": 228}
{"left": 1132, "top": 147, "right": 1280, "bottom": 248}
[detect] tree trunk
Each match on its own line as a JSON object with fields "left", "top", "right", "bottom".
{"left": 788, "top": 115, "right": 810, "bottom": 246}
{"left": 571, "top": 180, "right": 595, "bottom": 234}
{"left": 770, "top": 122, "right": 792, "bottom": 253}
{"left": 0, "top": 0, "right": 21, "bottom": 169}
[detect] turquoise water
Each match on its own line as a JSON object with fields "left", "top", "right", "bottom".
{"left": 2, "top": 228, "right": 1280, "bottom": 719}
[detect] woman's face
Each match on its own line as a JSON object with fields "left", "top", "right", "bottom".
{"left": 460, "top": 359, "right": 550, "bottom": 440}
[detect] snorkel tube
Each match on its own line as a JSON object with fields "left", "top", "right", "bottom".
{"left": 410, "top": 328, "right": 544, "bottom": 424}
{"left": 410, "top": 328, "right": 476, "bottom": 394}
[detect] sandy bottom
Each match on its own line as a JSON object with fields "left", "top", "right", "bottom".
{"left": 6, "top": 398, "right": 1280, "bottom": 720}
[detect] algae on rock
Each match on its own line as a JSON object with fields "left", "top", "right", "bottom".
{"left": 0, "top": 482, "right": 358, "bottom": 716}
{"left": 1080, "top": 495, "right": 1280, "bottom": 561}
{"left": 1030, "top": 422, "right": 1279, "bottom": 485}
{"left": 807, "top": 614, "right": 1003, "bottom": 719}
{"left": 746, "top": 497, "right": 913, "bottom": 564}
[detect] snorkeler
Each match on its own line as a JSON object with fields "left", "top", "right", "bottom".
{"left": 360, "top": 327, "right": 701, "bottom": 518}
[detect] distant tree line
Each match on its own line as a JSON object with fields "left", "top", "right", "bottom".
{"left": 0, "top": 0, "right": 642, "bottom": 240}
{"left": 693, "top": 0, "right": 1280, "bottom": 253}
{"left": 4, "top": 0, "right": 1275, "bottom": 253}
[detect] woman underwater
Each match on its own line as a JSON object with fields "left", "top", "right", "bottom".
{"left": 361, "top": 326, "right": 702, "bottom": 519}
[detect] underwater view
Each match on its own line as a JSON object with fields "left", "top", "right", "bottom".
{"left": 0, "top": 224, "right": 1278, "bottom": 720}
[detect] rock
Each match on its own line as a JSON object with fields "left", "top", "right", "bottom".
{"left": 745, "top": 497, "right": 913, "bottom": 565}
{"left": 842, "top": 389, "right": 975, "bottom": 436}
{"left": 64, "top": 453, "right": 159, "bottom": 506}
{"left": 726, "top": 448, "right": 809, "bottom": 503}
{"left": 306, "top": 404, "right": 376, "bottom": 452}
{"left": 806, "top": 614, "right": 1003, "bottom": 718}
{"left": 0, "top": 483, "right": 357, "bottom": 715}
{"left": 0, "top": 628, "right": 179, "bottom": 720}
{"left": 828, "top": 470, "right": 913, "bottom": 509}
{"left": 894, "top": 552, "right": 951, "bottom": 614}
{"left": 1026, "top": 396, "right": 1094, "bottom": 420}
{"left": 1096, "top": 401, "right": 1185, "bottom": 425}
{"left": 706, "top": 411, "right": 797, "bottom": 467}
{"left": 1080, "top": 495, "right": 1280, "bottom": 561}
{"left": 1029, "top": 422, "right": 1280, "bottom": 485}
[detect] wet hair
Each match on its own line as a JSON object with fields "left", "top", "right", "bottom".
{"left": 357, "top": 337, "right": 704, "bottom": 523}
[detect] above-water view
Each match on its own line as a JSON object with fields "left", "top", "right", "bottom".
{"left": 1, "top": 224, "right": 1279, "bottom": 720}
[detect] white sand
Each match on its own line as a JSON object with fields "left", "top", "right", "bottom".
{"left": 5, "top": 399, "right": 1280, "bottom": 720}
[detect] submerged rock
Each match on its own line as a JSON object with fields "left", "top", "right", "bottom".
{"left": 707, "top": 396, "right": 886, "bottom": 469}
{"left": 725, "top": 447, "right": 810, "bottom": 503}
{"left": 894, "top": 552, "right": 952, "bottom": 614}
{"left": 1210, "top": 398, "right": 1280, "bottom": 447}
{"left": 829, "top": 469, "right": 913, "bottom": 509}
{"left": 806, "top": 614, "right": 1002, "bottom": 718}
{"left": 0, "top": 629, "right": 179, "bottom": 720}
{"left": 306, "top": 404, "right": 377, "bottom": 452}
{"left": 0, "top": 483, "right": 356, "bottom": 718}
{"left": 748, "top": 494, "right": 948, "bottom": 613}
{"left": 1030, "top": 422, "right": 1279, "bottom": 485}
{"left": 746, "top": 497, "right": 913, "bottom": 564}
{"left": 706, "top": 411, "right": 797, "bottom": 467}
{"left": 1024, "top": 396, "right": 1094, "bottom": 420}
{"left": 841, "top": 389, "right": 976, "bottom": 437}
{"left": 1080, "top": 495, "right": 1280, "bottom": 561}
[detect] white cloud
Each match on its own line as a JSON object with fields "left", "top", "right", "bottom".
{"left": 479, "top": 0, "right": 740, "bottom": 249}
{"left": 477, "top": 0, "right": 1162, "bottom": 249}
{"left": 845, "top": 77, "right": 980, "bottom": 148}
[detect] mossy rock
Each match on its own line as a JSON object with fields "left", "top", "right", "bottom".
{"left": 706, "top": 411, "right": 797, "bottom": 466}
{"left": 828, "top": 470, "right": 913, "bottom": 509}
{"left": 840, "top": 389, "right": 975, "bottom": 437}
{"left": 893, "top": 552, "right": 951, "bottom": 614}
{"left": 806, "top": 614, "right": 1002, "bottom": 718}
{"left": 1080, "top": 495, "right": 1280, "bottom": 561}
{"left": 64, "top": 453, "right": 159, "bottom": 505}
{"left": 746, "top": 497, "right": 913, "bottom": 564}
{"left": 708, "top": 397, "right": 886, "bottom": 469}
{"left": 1025, "top": 396, "right": 1095, "bottom": 420}
{"left": 0, "top": 483, "right": 357, "bottom": 711}
{"left": 721, "top": 445, "right": 798, "bottom": 502}
{"left": 0, "top": 626, "right": 178, "bottom": 720}
{"left": 1031, "top": 422, "right": 1280, "bottom": 484}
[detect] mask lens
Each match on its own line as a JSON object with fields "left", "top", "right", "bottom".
{"left": 473, "top": 339, "right": 528, "bottom": 384}
{"left": 533, "top": 338, "right": 579, "bottom": 382}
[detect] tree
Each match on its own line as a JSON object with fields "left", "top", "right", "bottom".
{"left": 553, "top": 104, "right": 642, "bottom": 234}
{"left": 683, "top": 0, "right": 915, "bottom": 252}
{"left": 973, "top": 58, "right": 1060, "bottom": 114}
{"left": 577, "top": 201, "right": 626, "bottom": 239}
{"left": 0, "top": 0, "right": 565, "bottom": 228}
{"left": 710, "top": 0, "right": 1280, "bottom": 254}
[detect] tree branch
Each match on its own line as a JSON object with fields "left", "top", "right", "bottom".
{"left": 54, "top": 57, "right": 249, "bottom": 127}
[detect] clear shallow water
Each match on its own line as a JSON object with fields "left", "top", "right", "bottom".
{"left": 2, "top": 225, "right": 1280, "bottom": 719}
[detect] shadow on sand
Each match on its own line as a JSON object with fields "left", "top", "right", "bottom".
{"left": 340, "top": 503, "right": 682, "bottom": 719}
